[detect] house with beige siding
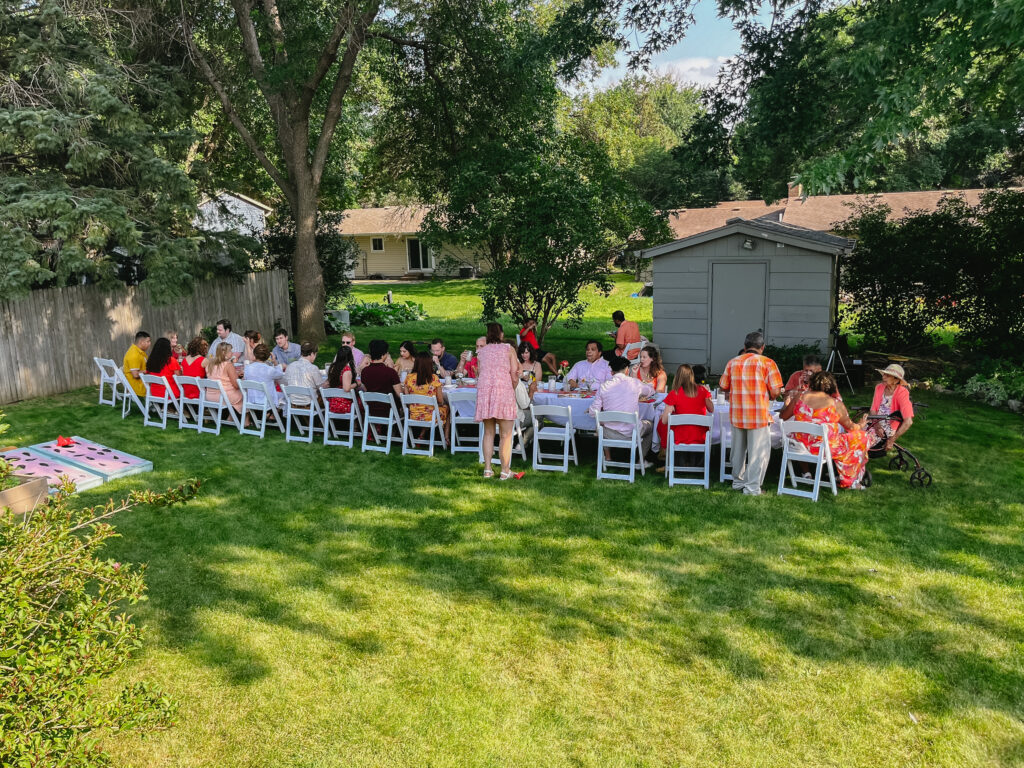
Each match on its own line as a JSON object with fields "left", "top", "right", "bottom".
{"left": 336, "top": 206, "right": 481, "bottom": 279}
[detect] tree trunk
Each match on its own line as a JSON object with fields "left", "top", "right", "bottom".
{"left": 292, "top": 184, "right": 326, "bottom": 344}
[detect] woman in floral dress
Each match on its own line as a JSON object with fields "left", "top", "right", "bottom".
{"left": 475, "top": 323, "right": 519, "bottom": 479}
{"left": 781, "top": 371, "right": 869, "bottom": 489}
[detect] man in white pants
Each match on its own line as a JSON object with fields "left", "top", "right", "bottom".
{"left": 719, "top": 331, "right": 783, "bottom": 495}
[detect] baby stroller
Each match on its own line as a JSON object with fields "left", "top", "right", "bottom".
{"left": 852, "top": 404, "right": 932, "bottom": 487}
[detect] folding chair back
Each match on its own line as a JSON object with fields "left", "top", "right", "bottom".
{"left": 595, "top": 410, "right": 644, "bottom": 482}
{"left": 112, "top": 367, "right": 147, "bottom": 419}
{"left": 447, "top": 390, "right": 482, "bottom": 454}
{"left": 777, "top": 421, "right": 838, "bottom": 501}
{"left": 239, "top": 379, "right": 284, "bottom": 438}
{"left": 359, "top": 391, "right": 402, "bottom": 454}
{"left": 196, "top": 378, "right": 242, "bottom": 435}
{"left": 531, "top": 404, "right": 578, "bottom": 473}
{"left": 717, "top": 409, "right": 733, "bottom": 483}
{"left": 175, "top": 375, "right": 203, "bottom": 430}
{"left": 282, "top": 385, "right": 324, "bottom": 443}
{"left": 139, "top": 373, "right": 174, "bottom": 429}
{"left": 664, "top": 413, "right": 714, "bottom": 488}
{"left": 94, "top": 357, "right": 120, "bottom": 406}
{"left": 401, "top": 394, "right": 447, "bottom": 456}
{"left": 322, "top": 388, "right": 363, "bottom": 447}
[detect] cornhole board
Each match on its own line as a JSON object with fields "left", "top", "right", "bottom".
{"left": 0, "top": 448, "right": 105, "bottom": 492}
{"left": 29, "top": 436, "right": 152, "bottom": 482}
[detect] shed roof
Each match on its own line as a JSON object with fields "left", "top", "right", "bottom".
{"left": 336, "top": 205, "right": 429, "bottom": 235}
{"left": 643, "top": 217, "right": 855, "bottom": 259}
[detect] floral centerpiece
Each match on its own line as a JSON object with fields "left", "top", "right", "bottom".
{"left": 557, "top": 360, "right": 570, "bottom": 379}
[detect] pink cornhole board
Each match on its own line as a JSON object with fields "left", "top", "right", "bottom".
{"left": 29, "top": 436, "right": 152, "bottom": 482}
{"left": 1, "top": 448, "right": 104, "bottom": 492}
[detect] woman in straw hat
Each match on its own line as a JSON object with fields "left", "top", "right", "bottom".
{"left": 869, "top": 363, "right": 914, "bottom": 451}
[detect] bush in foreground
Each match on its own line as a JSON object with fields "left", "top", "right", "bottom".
{"left": 0, "top": 478, "right": 200, "bottom": 767}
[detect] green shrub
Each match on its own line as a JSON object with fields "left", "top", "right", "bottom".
{"left": 0, "top": 478, "right": 200, "bottom": 767}
{"left": 957, "top": 360, "right": 1024, "bottom": 407}
{"left": 764, "top": 342, "right": 823, "bottom": 379}
{"left": 344, "top": 299, "right": 428, "bottom": 327}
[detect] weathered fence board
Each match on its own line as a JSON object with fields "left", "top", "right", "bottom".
{"left": 0, "top": 271, "right": 291, "bottom": 404}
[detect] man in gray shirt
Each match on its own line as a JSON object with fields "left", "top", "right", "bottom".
{"left": 271, "top": 327, "right": 302, "bottom": 368}
{"left": 282, "top": 342, "right": 323, "bottom": 406}
{"left": 207, "top": 318, "right": 246, "bottom": 361}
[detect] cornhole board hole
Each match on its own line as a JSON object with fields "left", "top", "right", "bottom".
{"left": 30, "top": 436, "right": 153, "bottom": 482}
{"left": 0, "top": 448, "right": 105, "bottom": 492}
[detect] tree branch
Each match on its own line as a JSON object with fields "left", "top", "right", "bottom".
{"left": 228, "top": 0, "right": 289, "bottom": 130}
{"left": 299, "top": 1, "right": 359, "bottom": 113}
{"left": 310, "top": 1, "right": 380, "bottom": 186}
{"left": 261, "top": 0, "right": 288, "bottom": 64}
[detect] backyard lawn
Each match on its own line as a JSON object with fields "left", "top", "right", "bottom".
{"left": 3, "top": 284, "right": 1023, "bottom": 767}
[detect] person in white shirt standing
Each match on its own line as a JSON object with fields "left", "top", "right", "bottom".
{"left": 589, "top": 355, "right": 655, "bottom": 461}
{"left": 207, "top": 318, "right": 246, "bottom": 362}
{"left": 566, "top": 340, "right": 612, "bottom": 390}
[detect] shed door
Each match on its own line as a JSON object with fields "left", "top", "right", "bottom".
{"left": 710, "top": 262, "right": 767, "bottom": 372}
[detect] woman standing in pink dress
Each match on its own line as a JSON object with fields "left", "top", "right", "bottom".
{"left": 475, "top": 322, "right": 519, "bottom": 479}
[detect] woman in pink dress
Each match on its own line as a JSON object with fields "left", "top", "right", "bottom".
{"left": 474, "top": 322, "right": 519, "bottom": 479}
{"left": 204, "top": 343, "right": 244, "bottom": 413}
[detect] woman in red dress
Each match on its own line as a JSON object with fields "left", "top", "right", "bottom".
{"left": 325, "top": 346, "right": 356, "bottom": 414}
{"left": 179, "top": 337, "right": 208, "bottom": 399}
{"left": 144, "top": 337, "right": 181, "bottom": 399}
{"left": 658, "top": 364, "right": 713, "bottom": 451}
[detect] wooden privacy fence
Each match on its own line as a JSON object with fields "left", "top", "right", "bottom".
{"left": 0, "top": 270, "right": 291, "bottom": 404}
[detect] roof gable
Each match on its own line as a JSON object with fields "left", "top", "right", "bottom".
{"left": 643, "top": 217, "right": 855, "bottom": 258}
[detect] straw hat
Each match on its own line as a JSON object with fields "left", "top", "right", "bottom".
{"left": 876, "top": 363, "right": 906, "bottom": 383}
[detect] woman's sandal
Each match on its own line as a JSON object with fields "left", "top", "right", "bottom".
{"left": 499, "top": 471, "right": 514, "bottom": 480}
{"left": 483, "top": 469, "right": 494, "bottom": 479}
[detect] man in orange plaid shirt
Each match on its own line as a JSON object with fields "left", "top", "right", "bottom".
{"left": 719, "top": 331, "right": 783, "bottom": 495}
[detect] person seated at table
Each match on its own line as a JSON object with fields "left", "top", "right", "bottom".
{"left": 244, "top": 343, "right": 284, "bottom": 406}
{"left": 282, "top": 342, "right": 323, "bottom": 406}
{"left": 612, "top": 310, "right": 642, "bottom": 359}
{"left": 404, "top": 351, "right": 450, "bottom": 432}
{"left": 340, "top": 330, "right": 365, "bottom": 369}
{"left": 203, "top": 342, "right": 244, "bottom": 413}
{"left": 634, "top": 346, "right": 667, "bottom": 392}
{"left": 456, "top": 337, "right": 486, "bottom": 378}
{"left": 780, "top": 370, "right": 869, "bottom": 489}
{"left": 361, "top": 339, "right": 402, "bottom": 417}
{"left": 868, "top": 363, "right": 914, "bottom": 452}
{"left": 180, "top": 337, "right": 208, "bottom": 400}
{"left": 393, "top": 340, "right": 417, "bottom": 379}
{"left": 242, "top": 330, "right": 263, "bottom": 363}
{"left": 519, "top": 318, "right": 558, "bottom": 373}
{"left": 325, "top": 345, "right": 357, "bottom": 414}
{"left": 122, "top": 331, "right": 151, "bottom": 397}
{"left": 143, "top": 336, "right": 181, "bottom": 399}
{"left": 657, "top": 364, "right": 713, "bottom": 465}
{"left": 517, "top": 341, "right": 544, "bottom": 384}
{"left": 271, "top": 327, "right": 302, "bottom": 368}
{"left": 165, "top": 330, "right": 185, "bottom": 361}
{"left": 589, "top": 355, "right": 655, "bottom": 463}
{"left": 566, "top": 340, "right": 612, "bottom": 390}
{"left": 208, "top": 318, "right": 246, "bottom": 361}
{"left": 783, "top": 354, "right": 842, "bottom": 401}
{"left": 429, "top": 338, "right": 459, "bottom": 377}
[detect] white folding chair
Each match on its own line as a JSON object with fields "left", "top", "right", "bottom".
{"left": 595, "top": 410, "right": 645, "bottom": 482}
{"left": 282, "top": 385, "right": 324, "bottom": 443}
{"left": 94, "top": 357, "right": 120, "bottom": 406}
{"left": 239, "top": 379, "right": 285, "bottom": 438}
{"left": 112, "top": 367, "right": 147, "bottom": 419}
{"left": 139, "top": 373, "right": 175, "bottom": 430}
{"left": 531, "top": 404, "right": 578, "bottom": 473}
{"left": 483, "top": 417, "right": 529, "bottom": 465}
{"left": 196, "top": 378, "right": 243, "bottom": 435}
{"left": 664, "top": 413, "right": 714, "bottom": 488}
{"left": 175, "top": 375, "right": 203, "bottom": 430}
{"left": 359, "top": 391, "right": 403, "bottom": 454}
{"left": 322, "top": 388, "right": 363, "bottom": 447}
{"left": 777, "top": 421, "right": 838, "bottom": 501}
{"left": 400, "top": 394, "right": 448, "bottom": 456}
{"left": 623, "top": 341, "right": 645, "bottom": 373}
{"left": 717, "top": 410, "right": 733, "bottom": 483}
{"left": 448, "top": 390, "right": 482, "bottom": 455}
{"left": 515, "top": 333, "right": 522, "bottom": 346}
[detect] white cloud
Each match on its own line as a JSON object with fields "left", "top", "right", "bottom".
{"left": 653, "top": 56, "right": 728, "bottom": 86}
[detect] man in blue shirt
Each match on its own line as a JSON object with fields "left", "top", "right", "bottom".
{"left": 430, "top": 338, "right": 458, "bottom": 376}
{"left": 271, "top": 327, "right": 302, "bottom": 368}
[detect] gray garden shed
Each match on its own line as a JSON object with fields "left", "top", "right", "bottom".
{"left": 642, "top": 217, "right": 855, "bottom": 374}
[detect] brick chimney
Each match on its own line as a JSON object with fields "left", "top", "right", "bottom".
{"left": 787, "top": 182, "right": 804, "bottom": 200}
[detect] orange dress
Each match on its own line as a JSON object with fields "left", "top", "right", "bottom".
{"left": 792, "top": 400, "right": 869, "bottom": 488}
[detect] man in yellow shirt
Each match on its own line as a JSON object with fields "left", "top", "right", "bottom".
{"left": 122, "top": 331, "right": 152, "bottom": 397}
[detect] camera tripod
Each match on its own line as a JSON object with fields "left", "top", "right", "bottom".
{"left": 825, "top": 324, "right": 854, "bottom": 395}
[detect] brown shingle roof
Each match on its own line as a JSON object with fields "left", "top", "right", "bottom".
{"left": 667, "top": 200, "right": 785, "bottom": 239}
{"left": 781, "top": 189, "right": 989, "bottom": 231}
{"left": 336, "top": 205, "right": 430, "bottom": 235}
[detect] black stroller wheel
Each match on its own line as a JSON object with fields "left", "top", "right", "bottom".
{"left": 909, "top": 469, "right": 932, "bottom": 487}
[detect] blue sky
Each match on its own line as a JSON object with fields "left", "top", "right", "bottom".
{"left": 592, "top": 2, "right": 746, "bottom": 89}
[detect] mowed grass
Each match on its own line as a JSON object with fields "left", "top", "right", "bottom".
{"left": 4, "top": 282, "right": 1024, "bottom": 767}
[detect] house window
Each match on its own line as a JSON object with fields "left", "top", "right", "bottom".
{"left": 371, "top": 237, "right": 384, "bottom": 252}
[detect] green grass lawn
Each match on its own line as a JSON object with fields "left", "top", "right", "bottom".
{"left": 3, "top": 283, "right": 1024, "bottom": 767}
